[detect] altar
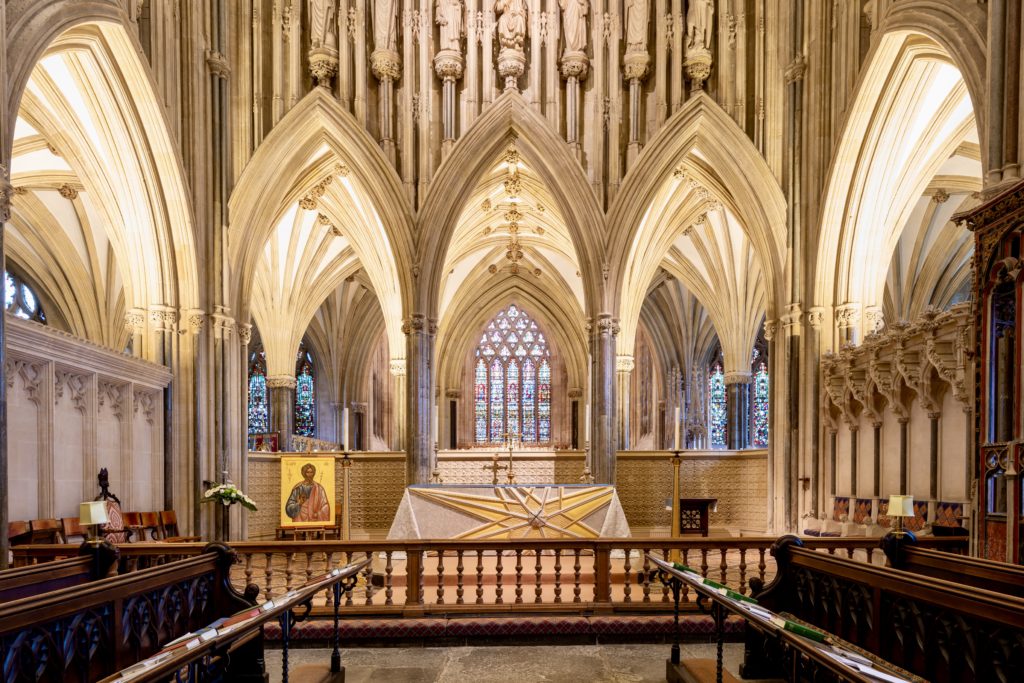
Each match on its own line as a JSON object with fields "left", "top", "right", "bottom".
{"left": 387, "top": 484, "right": 631, "bottom": 540}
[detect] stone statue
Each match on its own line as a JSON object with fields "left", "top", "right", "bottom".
{"left": 309, "top": 0, "right": 338, "bottom": 49}
{"left": 374, "top": 0, "right": 400, "bottom": 52}
{"left": 495, "top": 0, "right": 528, "bottom": 51}
{"left": 436, "top": 0, "right": 464, "bottom": 52}
{"left": 625, "top": 0, "right": 649, "bottom": 53}
{"left": 559, "top": 0, "right": 588, "bottom": 54}
{"left": 686, "top": 0, "right": 714, "bottom": 51}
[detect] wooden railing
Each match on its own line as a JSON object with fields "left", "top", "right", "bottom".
{"left": 10, "top": 536, "right": 967, "bottom": 618}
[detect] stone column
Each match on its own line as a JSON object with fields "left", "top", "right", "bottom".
{"left": 125, "top": 309, "right": 146, "bottom": 357}
{"left": 849, "top": 423, "right": 859, "bottom": 496}
{"left": 624, "top": 52, "right": 651, "bottom": 164}
{"left": 872, "top": 421, "right": 882, "bottom": 497}
{"left": 1, "top": 163, "right": 11, "bottom": 568}
{"left": 267, "top": 376, "right": 296, "bottom": 452}
{"left": 404, "top": 315, "right": 435, "bottom": 485}
{"left": 898, "top": 417, "right": 909, "bottom": 493}
{"left": 561, "top": 53, "right": 589, "bottom": 157}
{"left": 828, "top": 427, "right": 838, "bottom": 496}
{"left": 929, "top": 411, "right": 941, "bottom": 501}
{"left": 615, "top": 355, "right": 634, "bottom": 450}
{"left": 370, "top": 50, "right": 401, "bottom": 164}
{"left": 725, "top": 372, "right": 752, "bottom": 450}
{"left": 434, "top": 50, "right": 464, "bottom": 156}
{"left": 589, "top": 315, "right": 618, "bottom": 484}
{"left": 389, "top": 359, "right": 407, "bottom": 451}
{"left": 148, "top": 306, "right": 179, "bottom": 508}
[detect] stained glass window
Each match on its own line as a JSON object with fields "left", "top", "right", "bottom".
{"left": 751, "top": 361, "right": 769, "bottom": 447}
{"left": 4, "top": 270, "right": 46, "bottom": 323}
{"left": 474, "top": 359, "right": 488, "bottom": 442}
{"left": 247, "top": 348, "right": 269, "bottom": 434}
{"left": 473, "top": 304, "right": 552, "bottom": 443}
{"left": 708, "top": 363, "right": 726, "bottom": 448}
{"left": 294, "top": 344, "right": 316, "bottom": 437}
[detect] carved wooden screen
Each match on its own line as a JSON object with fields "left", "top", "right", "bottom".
{"left": 957, "top": 178, "right": 1024, "bottom": 564}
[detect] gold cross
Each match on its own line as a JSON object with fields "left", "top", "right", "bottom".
{"left": 482, "top": 455, "right": 508, "bottom": 486}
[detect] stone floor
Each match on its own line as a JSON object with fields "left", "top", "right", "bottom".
{"left": 265, "top": 642, "right": 782, "bottom": 682}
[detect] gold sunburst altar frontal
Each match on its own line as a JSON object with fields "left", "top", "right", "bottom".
{"left": 387, "top": 485, "right": 631, "bottom": 540}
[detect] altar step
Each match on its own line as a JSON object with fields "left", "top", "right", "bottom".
{"left": 265, "top": 613, "right": 745, "bottom": 646}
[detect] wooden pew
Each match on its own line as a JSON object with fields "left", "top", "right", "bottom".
{"left": 881, "top": 532, "right": 1024, "bottom": 598}
{"left": 98, "top": 558, "right": 369, "bottom": 683}
{"left": 0, "top": 542, "right": 263, "bottom": 682}
{"left": 743, "top": 535, "right": 1024, "bottom": 683}
{"left": 0, "top": 541, "right": 118, "bottom": 602}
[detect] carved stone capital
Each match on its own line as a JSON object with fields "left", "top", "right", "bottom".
{"left": 205, "top": 49, "right": 231, "bottom": 79}
{"left": 568, "top": 388, "right": 583, "bottom": 399}
{"left": 616, "top": 355, "right": 635, "bottom": 373}
{"left": 148, "top": 306, "right": 179, "bottom": 333}
{"left": 266, "top": 375, "right": 297, "bottom": 390}
{"left": 863, "top": 306, "right": 885, "bottom": 335}
{"left": 807, "top": 307, "right": 826, "bottom": 330}
{"left": 309, "top": 45, "right": 339, "bottom": 87}
{"left": 236, "top": 322, "right": 253, "bottom": 345}
{"left": 389, "top": 359, "right": 407, "bottom": 377}
{"left": 444, "top": 389, "right": 462, "bottom": 399}
{"left": 0, "top": 164, "right": 12, "bottom": 223}
{"left": 834, "top": 302, "right": 861, "bottom": 330}
{"left": 124, "top": 308, "right": 146, "bottom": 334}
{"left": 590, "top": 315, "right": 620, "bottom": 337}
{"left": 784, "top": 55, "right": 806, "bottom": 83}
{"left": 560, "top": 50, "right": 589, "bottom": 80}
{"left": 370, "top": 49, "right": 402, "bottom": 82}
{"left": 497, "top": 48, "right": 526, "bottom": 91}
{"left": 724, "top": 371, "right": 753, "bottom": 385}
{"left": 179, "top": 309, "right": 205, "bottom": 334}
{"left": 403, "top": 314, "right": 438, "bottom": 335}
{"left": 623, "top": 50, "right": 651, "bottom": 81}
{"left": 763, "top": 320, "right": 777, "bottom": 342}
{"left": 782, "top": 303, "right": 803, "bottom": 333}
{"left": 433, "top": 49, "right": 465, "bottom": 82}
{"left": 683, "top": 47, "right": 712, "bottom": 91}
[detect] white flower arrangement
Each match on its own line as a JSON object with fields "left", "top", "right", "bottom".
{"left": 203, "top": 483, "right": 258, "bottom": 511}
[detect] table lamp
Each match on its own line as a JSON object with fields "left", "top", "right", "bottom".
{"left": 79, "top": 501, "right": 109, "bottom": 544}
{"left": 887, "top": 494, "right": 914, "bottom": 537}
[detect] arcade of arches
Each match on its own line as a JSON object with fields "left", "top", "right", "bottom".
{"left": 0, "top": 0, "right": 1022, "bottom": 567}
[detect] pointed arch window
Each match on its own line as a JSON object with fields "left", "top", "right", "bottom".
{"left": 474, "top": 304, "right": 552, "bottom": 444}
{"left": 5, "top": 270, "right": 46, "bottom": 323}
{"left": 294, "top": 343, "right": 316, "bottom": 437}
{"left": 751, "top": 349, "right": 770, "bottom": 448}
{"left": 248, "top": 348, "right": 269, "bottom": 434}
{"left": 708, "top": 362, "right": 727, "bottom": 448}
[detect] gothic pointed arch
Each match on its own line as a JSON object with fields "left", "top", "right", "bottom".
{"left": 5, "top": 17, "right": 200, "bottom": 320}
{"left": 229, "top": 88, "right": 415, "bottom": 362}
{"left": 417, "top": 91, "right": 604, "bottom": 318}
{"left": 875, "top": 0, "right": 987, "bottom": 131}
{"left": 607, "top": 92, "right": 786, "bottom": 360}
{"left": 814, "top": 30, "right": 981, "bottom": 343}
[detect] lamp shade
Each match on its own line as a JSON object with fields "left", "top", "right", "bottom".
{"left": 887, "top": 495, "right": 914, "bottom": 518}
{"left": 79, "top": 501, "right": 109, "bottom": 526}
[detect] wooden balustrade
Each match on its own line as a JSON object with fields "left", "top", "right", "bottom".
{"left": 9, "top": 536, "right": 967, "bottom": 619}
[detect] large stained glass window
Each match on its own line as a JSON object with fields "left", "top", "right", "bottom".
{"left": 248, "top": 348, "right": 269, "bottom": 434}
{"left": 708, "top": 363, "right": 727, "bottom": 448}
{"left": 5, "top": 270, "right": 46, "bottom": 323}
{"left": 473, "top": 304, "right": 552, "bottom": 443}
{"left": 751, "top": 355, "right": 770, "bottom": 448}
{"left": 294, "top": 344, "right": 316, "bottom": 437}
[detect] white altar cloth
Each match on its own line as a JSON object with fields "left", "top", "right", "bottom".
{"left": 387, "top": 484, "right": 631, "bottom": 540}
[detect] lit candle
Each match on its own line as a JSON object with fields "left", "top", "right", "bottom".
{"left": 673, "top": 406, "right": 681, "bottom": 451}
{"left": 342, "top": 407, "right": 349, "bottom": 451}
